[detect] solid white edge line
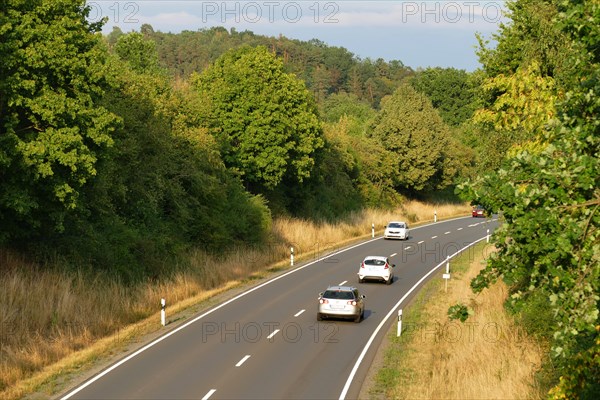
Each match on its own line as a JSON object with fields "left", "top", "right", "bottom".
{"left": 202, "top": 389, "right": 217, "bottom": 400}
{"left": 236, "top": 355, "right": 251, "bottom": 367}
{"left": 338, "top": 235, "right": 488, "bottom": 400}
{"left": 267, "top": 329, "right": 280, "bottom": 340}
{"left": 59, "top": 236, "right": 383, "bottom": 399}
{"left": 294, "top": 309, "right": 305, "bottom": 317}
{"left": 60, "top": 216, "right": 475, "bottom": 400}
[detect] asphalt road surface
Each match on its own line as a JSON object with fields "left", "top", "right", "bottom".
{"left": 61, "top": 215, "right": 498, "bottom": 400}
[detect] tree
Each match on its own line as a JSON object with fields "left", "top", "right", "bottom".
{"left": 191, "top": 46, "right": 324, "bottom": 191}
{"left": 369, "top": 84, "right": 462, "bottom": 193}
{"left": 56, "top": 53, "right": 271, "bottom": 278}
{"left": 320, "top": 92, "right": 375, "bottom": 126}
{"left": 476, "top": 0, "right": 576, "bottom": 86}
{"left": 471, "top": 62, "right": 558, "bottom": 172}
{"left": 410, "top": 67, "right": 479, "bottom": 127}
{"left": 0, "top": 0, "right": 120, "bottom": 243}
{"left": 462, "top": 1, "right": 600, "bottom": 397}
{"left": 113, "top": 32, "right": 161, "bottom": 73}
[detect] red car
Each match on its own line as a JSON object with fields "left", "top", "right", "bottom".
{"left": 472, "top": 205, "right": 485, "bottom": 217}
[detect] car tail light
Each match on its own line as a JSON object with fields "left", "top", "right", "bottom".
{"left": 360, "top": 262, "right": 365, "bottom": 269}
{"left": 347, "top": 300, "right": 357, "bottom": 306}
{"left": 384, "top": 263, "right": 389, "bottom": 269}
{"left": 319, "top": 299, "right": 328, "bottom": 304}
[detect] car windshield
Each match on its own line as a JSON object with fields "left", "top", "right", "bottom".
{"left": 388, "top": 223, "right": 405, "bottom": 228}
{"left": 323, "top": 290, "right": 355, "bottom": 300}
{"left": 364, "top": 259, "right": 386, "bottom": 266}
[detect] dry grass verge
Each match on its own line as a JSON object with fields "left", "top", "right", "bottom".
{"left": 368, "top": 243, "right": 545, "bottom": 399}
{"left": 0, "top": 201, "right": 469, "bottom": 399}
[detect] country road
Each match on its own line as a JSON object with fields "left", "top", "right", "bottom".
{"left": 60, "top": 216, "right": 498, "bottom": 400}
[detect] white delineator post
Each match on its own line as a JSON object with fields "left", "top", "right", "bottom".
{"left": 290, "top": 247, "right": 294, "bottom": 266}
{"left": 442, "top": 256, "right": 451, "bottom": 292}
{"left": 434, "top": 210, "right": 437, "bottom": 223}
{"left": 371, "top": 223, "right": 375, "bottom": 238}
{"left": 161, "top": 298, "right": 166, "bottom": 327}
{"left": 487, "top": 229, "right": 490, "bottom": 243}
{"left": 397, "top": 309, "right": 403, "bottom": 337}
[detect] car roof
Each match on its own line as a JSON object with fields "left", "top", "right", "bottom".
{"left": 324, "top": 285, "right": 356, "bottom": 291}
{"left": 363, "top": 255, "right": 388, "bottom": 261}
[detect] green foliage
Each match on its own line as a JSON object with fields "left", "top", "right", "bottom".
{"left": 320, "top": 92, "right": 375, "bottom": 125}
{"left": 474, "top": 62, "right": 557, "bottom": 135}
{"left": 410, "top": 67, "right": 479, "bottom": 127}
{"left": 191, "top": 46, "right": 324, "bottom": 191}
{"left": 46, "top": 56, "right": 271, "bottom": 280}
{"left": 369, "top": 84, "right": 468, "bottom": 193}
{"left": 0, "top": 0, "right": 121, "bottom": 243}
{"left": 113, "top": 32, "right": 161, "bottom": 73}
{"left": 143, "top": 26, "right": 412, "bottom": 108}
{"left": 447, "top": 303, "right": 473, "bottom": 322}
{"left": 476, "top": 0, "right": 577, "bottom": 87}
{"left": 464, "top": 1, "right": 600, "bottom": 397}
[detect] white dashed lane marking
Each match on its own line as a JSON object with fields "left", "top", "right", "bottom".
{"left": 236, "top": 355, "right": 251, "bottom": 367}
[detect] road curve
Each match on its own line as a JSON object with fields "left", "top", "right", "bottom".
{"left": 60, "top": 216, "right": 498, "bottom": 400}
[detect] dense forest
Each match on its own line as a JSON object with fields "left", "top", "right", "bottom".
{"left": 1, "top": 3, "right": 483, "bottom": 280}
{"left": 0, "top": 0, "right": 598, "bottom": 397}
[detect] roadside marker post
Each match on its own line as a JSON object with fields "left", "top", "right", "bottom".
{"left": 442, "top": 256, "right": 451, "bottom": 292}
{"left": 434, "top": 210, "right": 437, "bottom": 223}
{"left": 397, "top": 309, "right": 403, "bottom": 337}
{"left": 371, "top": 223, "right": 375, "bottom": 238}
{"left": 290, "top": 247, "right": 294, "bottom": 266}
{"left": 487, "top": 229, "right": 490, "bottom": 243}
{"left": 161, "top": 298, "right": 166, "bottom": 326}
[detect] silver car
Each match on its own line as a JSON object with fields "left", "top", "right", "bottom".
{"left": 384, "top": 221, "right": 409, "bottom": 240}
{"left": 317, "top": 286, "right": 365, "bottom": 323}
{"left": 358, "top": 255, "right": 395, "bottom": 284}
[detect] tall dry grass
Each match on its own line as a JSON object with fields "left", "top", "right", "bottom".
{"left": 378, "top": 246, "right": 545, "bottom": 399}
{"left": 0, "top": 201, "right": 469, "bottom": 397}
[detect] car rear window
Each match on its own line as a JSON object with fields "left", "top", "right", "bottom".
{"left": 388, "top": 223, "right": 405, "bottom": 228}
{"left": 364, "top": 259, "right": 386, "bottom": 266}
{"left": 323, "top": 290, "right": 355, "bottom": 300}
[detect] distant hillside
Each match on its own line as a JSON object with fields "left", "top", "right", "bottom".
{"left": 106, "top": 25, "right": 414, "bottom": 108}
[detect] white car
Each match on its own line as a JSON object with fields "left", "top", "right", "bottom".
{"left": 317, "top": 286, "right": 365, "bottom": 323}
{"left": 358, "top": 256, "right": 395, "bottom": 285}
{"left": 384, "top": 221, "right": 409, "bottom": 240}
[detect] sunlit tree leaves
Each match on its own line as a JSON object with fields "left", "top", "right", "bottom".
{"left": 192, "top": 46, "right": 324, "bottom": 191}
{"left": 0, "top": 0, "right": 120, "bottom": 242}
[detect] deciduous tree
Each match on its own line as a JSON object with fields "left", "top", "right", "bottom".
{"left": 0, "top": 0, "right": 120, "bottom": 242}
{"left": 191, "top": 46, "right": 324, "bottom": 191}
{"left": 370, "top": 84, "right": 462, "bottom": 192}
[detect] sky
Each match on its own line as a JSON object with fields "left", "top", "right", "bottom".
{"left": 90, "top": 1, "right": 509, "bottom": 71}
